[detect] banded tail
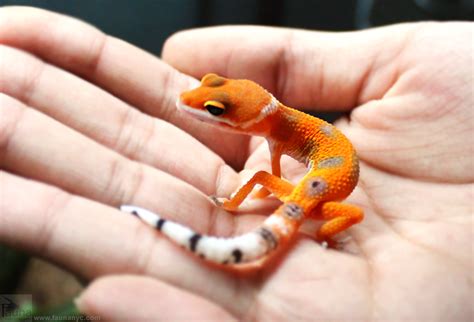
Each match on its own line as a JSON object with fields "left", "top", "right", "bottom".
{"left": 120, "top": 202, "right": 303, "bottom": 265}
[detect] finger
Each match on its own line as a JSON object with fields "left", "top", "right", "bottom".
{"left": 336, "top": 96, "right": 474, "bottom": 183}
{"left": 0, "top": 171, "right": 255, "bottom": 316}
{"left": 162, "top": 24, "right": 418, "bottom": 110}
{"left": 76, "top": 275, "right": 236, "bottom": 321}
{"left": 0, "top": 93, "right": 240, "bottom": 227}
{"left": 0, "top": 45, "right": 239, "bottom": 196}
{"left": 0, "top": 6, "right": 248, "bottom": 166}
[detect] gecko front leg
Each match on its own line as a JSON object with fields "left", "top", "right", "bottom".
{"left": 253, "top": 143, "right": 283, "bottom": 199}
{"left": 212, "top": 170, "right": 293, "bottom": 211}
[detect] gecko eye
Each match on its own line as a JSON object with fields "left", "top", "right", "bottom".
{"left": 204, "top": 100, "right": 226, "bottom": 116}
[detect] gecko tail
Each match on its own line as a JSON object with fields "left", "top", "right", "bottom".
{"left": 120, "top": 205, "right": 279, "bottom": 265}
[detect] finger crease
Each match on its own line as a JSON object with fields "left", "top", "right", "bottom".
{"left": 22, "top": 60, "right": 46, "bottom": 106}
{"left": 130, "top": 218, "right": 160, "bottom": 275}
{"left": 0, "top": 98, "right": 27, "bottom": 158}
{"left": 212, "top": 163, "right": 228, "bottom": 197}
{"left": 113, "top": 106, "right": 135, "bottom": 153}
{"left": 207, "top": 201, "right": 221, "bottom": 236}
{"left": 133, "top": 116, "right": 156, "bottom": 160}
{"left": 275, "top": 30, "right": 295, "bottom": 100}
{"left": 103, "top": 157, "right": 125, "bottom": 204}
{"left": 121, "top": 161, "right": 145, "bottom": 205}
{"left": 156, "top": 69, "right": 177, "bottom": 122}
{"left": 37, "top": 190, "right": 73, "bottom": 257}
{"left": 84, "top": 33, "right": 108, "bottom": 75}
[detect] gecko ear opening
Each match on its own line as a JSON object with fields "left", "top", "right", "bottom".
{"left": 204, "top": 100, "right": 226, "bottom": 116}
{"left": 201, "top": 73, "right": 226, "bottom": 87}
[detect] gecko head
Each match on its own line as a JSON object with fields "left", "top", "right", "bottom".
{"left": 177, "top": 73, "right": 279, "bottom": 132}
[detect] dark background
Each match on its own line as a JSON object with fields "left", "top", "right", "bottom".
{"left": 1, "top": 0, "right": 473, "bottom": 56}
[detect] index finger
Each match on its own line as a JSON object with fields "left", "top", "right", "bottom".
{"left": 0, "top": 6, "right": 248, "bottom": 166}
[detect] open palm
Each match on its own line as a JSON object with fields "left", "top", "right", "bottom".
{"left": 0, "top": 7, "right": 471, "bottom": 321}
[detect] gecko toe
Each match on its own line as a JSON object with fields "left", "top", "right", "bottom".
{"left": 209, "top": 195, "right": 222, "bottom": 206}
{"left": 210, "top": 195, "right": 230, "bottom": 207}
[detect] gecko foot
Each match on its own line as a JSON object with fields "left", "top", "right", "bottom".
{"left": 209, "top": 196, "right": 240, "bottom": 212}
{"left": 320, "top": 241, "right": 329, "bottom": 249}
{"left": 209, "top": 195, "right": 226, "bottom": 206}
{"left": 318, "top": 236, "right": 352, "bottom": 250}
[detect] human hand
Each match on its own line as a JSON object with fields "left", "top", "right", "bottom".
{"left": 0, "top": 6, "right": 472, "bottom": 321}
{"left": 0, "top": 6, "right": 245, "bottom": 321}
{"left": 161, "top": 22, "right": 473, "bottom": 320}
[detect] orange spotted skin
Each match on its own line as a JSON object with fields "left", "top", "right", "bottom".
{"left": 179, "top": 73, "right": 363, "bottom": 248}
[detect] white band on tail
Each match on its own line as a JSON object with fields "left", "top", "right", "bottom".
{"left": 120, "top": 205, "right": 278, "bottom": 265}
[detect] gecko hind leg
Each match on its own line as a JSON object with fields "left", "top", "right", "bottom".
{"left": 212, "top": 170, "right": 294, "bottom": 211}
{"left": 313, "top": 201, "right": 364, "bottom": 247}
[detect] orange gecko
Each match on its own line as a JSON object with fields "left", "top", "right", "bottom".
{"left": 121, "top": 73, "right": 363, "bottom": 266}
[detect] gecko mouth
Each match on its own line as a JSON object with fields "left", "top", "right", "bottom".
{"left": 176, "top": 98, "right": 238, "bottom": 128}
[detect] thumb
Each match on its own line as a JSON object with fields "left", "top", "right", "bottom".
{"left": 76, "top": 275, "right": 234, "bottom": 320}
{"left": 162, "top": 24, "right": 417, "bottom": 111}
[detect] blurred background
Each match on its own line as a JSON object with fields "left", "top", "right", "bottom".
{"left": 1, "top": 0, "right": 473, "bottom": 56}
{"left": 0, "top": 0, "right": 472, "bottom": 320}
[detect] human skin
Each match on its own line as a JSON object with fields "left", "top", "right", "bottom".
{"left": 0, "top": 6, "right": 472, "bottom": 322}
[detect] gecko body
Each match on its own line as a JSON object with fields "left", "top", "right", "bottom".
{"left": 121, "top": 74, "right": 363, "bottom": 266}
